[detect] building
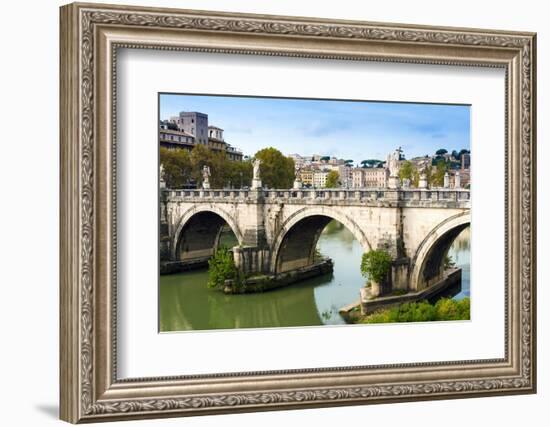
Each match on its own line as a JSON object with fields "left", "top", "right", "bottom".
{"left": 313, "top": 170, "right": 329, "bottom": 188}
{"left": 160, "top": 112, "right": 243, "bottom": 161}
{"left": 461, "top": 152, "right": 471, "bottom": 169}
{"left": 299, "top": 169, "right": 314, "bottom": 187}
{"left": 364, "top": 167, "right": 389, "bottom": 187}
{"left": 458, "top": 168, "right": 471, "bottom": 188}
{"left": 328, "top": 164, "right": 352, "bottom": 188}
{"left": 159, "top": 128, "right": 195, "bottom": 150}
{"left": 351, "top": 168, "right": 365, "bottom": 188}
{"left": 351, "top": 167, "right": 389, "bottom": 188}
{"left": 289, "top": 154, "right": 306, "bottom": 169}
{"left": 208, "top": 126, "right": 224, "bottom": 141}
{"left": 170, "top": 111, "right": 209, "bottom": 144}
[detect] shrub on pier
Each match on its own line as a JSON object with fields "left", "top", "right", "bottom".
{"left": 207, "top": 246, "right": 238, "bottom": 290}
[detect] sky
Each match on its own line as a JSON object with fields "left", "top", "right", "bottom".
{"left": 160, "top": 93, "right": 470, "bottom": 165}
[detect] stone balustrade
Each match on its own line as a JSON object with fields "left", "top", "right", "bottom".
{"left": 162, "top": 187, "right": 470, "bottom": 207}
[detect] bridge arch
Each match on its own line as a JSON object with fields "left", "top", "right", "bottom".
{"left": 409, "top": 211, "right": 470, "bottom": 291}
{"left": 271, "top": 206, "right": 372, "bottom": 273}
{"left": 171, "top": 205, "right": 244, "bottom": 261}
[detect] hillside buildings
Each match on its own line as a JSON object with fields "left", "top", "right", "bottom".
{"left": 293, "top": 147, "right": 470, "bottom": 190}
{"left": 159, "top": 111, "right": 243, "bottom": 161}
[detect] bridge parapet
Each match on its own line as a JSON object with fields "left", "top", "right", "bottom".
{"left": 162, "top": 187, "right": 470, "bottom": 208}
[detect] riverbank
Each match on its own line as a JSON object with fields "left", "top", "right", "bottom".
{"left": 358, "top": 267, "right": 462, "bottom": 314}
{"left": 223, "top": 258, "right": 334, "bottom": 294}
{"left": 342, "top": 297, "right": 470, "bottom": 324}
{"left": 160, "top": 257, "right": 210, "bottom": 275}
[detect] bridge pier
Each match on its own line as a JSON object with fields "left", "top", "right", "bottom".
{"left": 233, "top": 246, "right": 271, "bottom": 274}
{"left": 390, "top": 258, "right": 410, "bottom": 292}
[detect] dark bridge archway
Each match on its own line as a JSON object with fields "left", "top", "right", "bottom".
{"left": 171, "top": 207, "right": 243, "bottom": 262}
{"left": 271, "top": 208, "right": 371, "bottom": 274}
{"left": 410, "top": 212, "right": 470, "bottom": 291}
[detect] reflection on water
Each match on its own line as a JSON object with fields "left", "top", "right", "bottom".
{"left": 447, "top": 227, "right": 470, "bottom": 300}
{"left": 159, "top": 222, "right": 471, "bottom": 332}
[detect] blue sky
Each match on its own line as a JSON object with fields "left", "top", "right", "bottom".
{"left": 160, "top": 94, "right": 470, "bottom": 164}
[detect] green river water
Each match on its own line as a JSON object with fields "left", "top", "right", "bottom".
{"left": 159, "top": 221, "right": 470, "bottom": 332}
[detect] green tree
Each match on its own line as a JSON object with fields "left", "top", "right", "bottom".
{"left": 325, "top": 170, "right": 340, "bottom": 188}
{"left": 423, "top": 164, "right": 433, "bottom": 185}
{"left": 398, "top": 160, "right": 420, "bottom": 187}
{"left": 160, "top": 147, "right": 192, "bottom": 188}
{"left": 207, "top": 246, "right": 238, "bottom": 289}
{"left": 360, "top": 249, "right": 392, "bottom": 284}
{"left": 189, "top": 144, "right": 229, "bottom": 188}
{"left": 254, "top": 147, "right": 295, "bottom": 189}
{"left": 430, "top": 159, "right": 448, "bottom": 187}
{"left": 226, "top": 159, "right": 253, "bottom": 189}
{"left": 361, "top": 159, "right": 382, "bottom": 168}
{"left": 435, "top": 148, "right": 448, "bottom": 156}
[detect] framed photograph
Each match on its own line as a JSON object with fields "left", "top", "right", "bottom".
{"left": 60, "top": 2, "right": 537, "bottom": 423}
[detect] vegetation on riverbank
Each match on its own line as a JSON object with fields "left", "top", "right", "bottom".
{"left": 360, "top": 249, "right": 392, "bottom": 284}
{"left": 207, "top": 246, "right": 241, "bottom": 289}
{"left": 207, "top": 245, "right": 334, "bottom": 294}
{"left": 352, "top": 297, "right": 470, "bottom": 324}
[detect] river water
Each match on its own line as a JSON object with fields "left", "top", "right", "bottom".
{"left": 159, "top": 221, "right": 470, "bottom": 332}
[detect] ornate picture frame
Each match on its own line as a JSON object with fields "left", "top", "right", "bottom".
{"left": 60, "top": 2, "right": 536, "bottom": 423}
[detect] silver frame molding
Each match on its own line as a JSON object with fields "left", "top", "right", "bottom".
{"left": 60, "top": 2, "right": 537, "bottom": 423}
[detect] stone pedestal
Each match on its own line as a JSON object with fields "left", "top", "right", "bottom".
{"left": 202, "top": 182, "right": 210, "bottom": 189}
{"left": 251, "top": 178, "right": 262, "bottom": 190}
{"left": 454, "top": 171, "right": 461, "bottom": 188}
{"left": 419, "top": 174, "right": 428, "bottom": 189}
{"left": 443, "top": 172, "right": 450, "bottom": 188}
{"left": 388, "top": 175, "right": 400, "bottom": 189}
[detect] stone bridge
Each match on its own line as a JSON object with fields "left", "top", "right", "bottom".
{"left": 160, "top": 187, "right": 470, "bottom": 293}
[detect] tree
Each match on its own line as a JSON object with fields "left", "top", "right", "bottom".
{"left": 458, "top": 148, "right": 470, "bottom": 157}
{"left": 320, "top": 156, "right": 330, "bottom": 162}
{"left": 430, "top": 159, "right": 448, "bottom": 187}
{"left": 360, "top": 249, "right": 392, "bottom": 284}
{"left": 225, "top": 160, "right": 253, "bottom": 189}
{"left": 451, "top": 149, "right": 459, "bottom": 160}
{"left": 207, "top": 246, "right": 238, "bottom": 289}
{"left": 325, "top": 170, "right": 340, "bottom": 188}
{"left": 398, "top": 160, "right": 420, "bottom": 187}
{"left": 160, "top": 147, "right": 192, "bottom": 188}
{"left": 435, "top": 148, "right": 448, "bottom": 156}
{"left": 423, "top": 164, "right": 433, "bottom": 185}
{"left": 361, "top": 159, "right": 382, "bottom": 168}
{"left": 162, "top": 144, "right": 254, "bottom": 189}
{"left": 189, "top": 144, "right": 219, "bottom": 187}
{"left": 254, "top": 147, "right": 295, "bottom": 189}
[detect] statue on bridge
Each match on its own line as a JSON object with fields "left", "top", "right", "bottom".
{"left": 293, "top": 166, "right": 302, "bottom": 189}
{"left": 251, "top": 158, "right": 262, "bottom": 190}
{"left": 387, "top": 147, "right": 402, "bottom": 177}
{"left": 386, "top": 147, "right": 402, "bottom": 189}
{"left": 202, "top": 165, "right": 211, "bottom": 189}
